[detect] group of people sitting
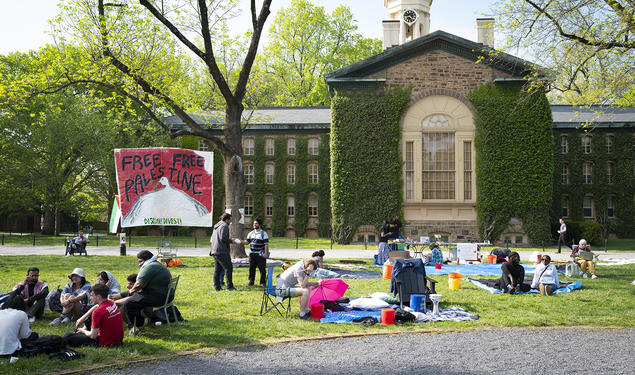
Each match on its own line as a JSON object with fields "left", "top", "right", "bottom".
{"left": 0, "top": 250, "right": 174, "bottom": 356}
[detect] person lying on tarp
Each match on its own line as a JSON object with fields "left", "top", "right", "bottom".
{"left": 530, "top": 255, "right": 560, "bottom": 296}
{"left": 499, "top": 252, "right": 530, "bottom": 294}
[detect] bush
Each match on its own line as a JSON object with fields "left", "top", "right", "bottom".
{"left": 567, "top": 221, "right": 603, "bottom": 246}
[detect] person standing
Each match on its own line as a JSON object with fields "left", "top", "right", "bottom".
{"left": 387, "top": 216, "right": 402, "bottom": 241}
{"left": 210, "top": 213, "right": 239, "bottom": 291}
{"left": 376, "top": 219, "right": 391, "bottom": 265}
{"left": 243, "top": 218, "right": 269, "bottom": 287}
{"left": 557, "top": 218, "right": 567, "bottom": 254}
{"left": 13, "top": 267, "right": 49, "bottom": 322}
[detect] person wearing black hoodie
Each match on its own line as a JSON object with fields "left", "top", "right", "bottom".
{"left": 210, "top": 213, "right": 240, "bottom": 291}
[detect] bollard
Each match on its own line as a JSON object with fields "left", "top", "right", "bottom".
{"left": 195, "top": 236, "right": 197, "bottom": 248}
{"left": 364, "top": 237, "right": 367, "bottom": 250}
{"left": 96, "top": 235, "right": 99, "bottom": 247}
{"left": 33, "top": 234, "right": 36, "bottom": 246}
{"left": 129, "top": 236, "right": 132, "bottom": 248}
{"left": 296, "top": 236, "right": 299, "bottom": 249}
{"left": 2, "top": 233, "right": 4, "bottom": 245}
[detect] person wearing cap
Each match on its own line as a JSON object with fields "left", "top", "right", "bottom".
{"left": 49, "top": 268, "right": 92, "bottom": 326}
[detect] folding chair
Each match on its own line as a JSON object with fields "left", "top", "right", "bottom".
{"left": 133, "top": 275, "right": 181, "bottom": 337}
{"left": 260, "top": 266, "right": 291, "bottom": 318}
{"left": 390, "top": 258, "right": 437, "bottom": 308}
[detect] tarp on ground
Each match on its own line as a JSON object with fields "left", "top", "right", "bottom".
{"left": 466, "top": 278, "right": 582, "bottom": 294}
{"left": 422, "top": 264, "right": 537, "bottom": 276}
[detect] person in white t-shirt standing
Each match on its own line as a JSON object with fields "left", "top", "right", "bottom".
{"left": 557, "top": 218, "right": 567, "bottom": 254}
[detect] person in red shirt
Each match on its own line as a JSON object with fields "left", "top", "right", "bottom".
{"left": 63, "top": 284, "right": 124, "bottom": 347}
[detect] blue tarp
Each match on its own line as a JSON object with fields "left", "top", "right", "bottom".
{"left": 466, "top": 278, "right": 583, "bottom": 294}
{"left": 422, "top": 263, "right": 537, "bottom": 276}
{"left": 320, "top": 309, "right": 382, "bottom": 323}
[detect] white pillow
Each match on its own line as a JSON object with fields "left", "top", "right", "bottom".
{"left": 349, "top": 297, "right": 390, "bottom": 310}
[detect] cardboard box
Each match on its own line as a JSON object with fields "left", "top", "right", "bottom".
{"left": 388, "top": 251, "right": 411, "bottom": 261}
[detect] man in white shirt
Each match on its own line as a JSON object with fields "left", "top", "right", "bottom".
{"left": 276, "top": 259, "right": 319, "bottom": 320}
{"left": 0, "top": 294, "right": 36, "bottom": 355}
{"left": 557, "top": 218, "right": 567, "bottom": 254}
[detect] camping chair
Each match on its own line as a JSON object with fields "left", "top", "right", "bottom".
{"left": 133, "top": 275, "right": 181, "bottom": 337}
{"left": 260, "top": 266, "right": 291, "bottom": 318}
{"left": 390, "top": 258, "right": 437, "bottom": 308}
{"left": 66, "top": 240, "right": 88, "bottom": 256}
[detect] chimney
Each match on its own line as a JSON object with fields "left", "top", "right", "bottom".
{"left": 476, "top": 18, "right": 495, "bottom": 48}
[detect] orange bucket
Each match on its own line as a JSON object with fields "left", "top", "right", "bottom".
{"left": 380, "top": 308, "right": 395, "bottom": 325}
{"left": 382, "top": 264, "right": 393, "bottom": 279}
{"left": 448, "top": 272, "right": 463, "bottom": 290}
{"left": 487, "top": 254, "right": 497, "bottom": 264}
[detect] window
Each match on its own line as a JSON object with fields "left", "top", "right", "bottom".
{"left": 308, "top": 163, "right": 318, "bottom": 184}
{"left": 243, "top": 138, "right": 254, "bottom": 155}
{"left": 464, "top": 141, "right": 472, "bottom": 200}
{"left": 422, "top": 132, "right": 455, "bottom": 199}
{"left": 265, "top": 163, "right": 274, "bottom": 184}
{"left": 607, "top": 161, "right": 614, "bottom": 184}
{"left": 561, "top": 135, "right": 568, "bottom": 154}
{"left": 581, "top": 135, "right": 591, "bottom": 154}
{"left": 244, "top": 195, "right": 253, "bottom": 216}
{"left": 405, "top": 142, "right": 414, "bottom": 200}
{"left": 308, "top": 138, "right": 319, "bottom": 155}
{"left": 515, "top": 236, "right": 523, "bottom": 244}
{"left": 583, "top": 196, "right": 593, "bottom": 218}
{"left": 244, "top": 163, "right": 254, "bottom": 184}
{"left": 198, "top": 139, "right": 209, "bottom": 151}
{"left": 287, "top": 138, "right": 296, "bottom": 155}
{"left": 606, "top": 135, "right": 613, "bottom": 153}
{"left": 562, "top": 163, "right": 569, "bottom": 184}
{"left": 308, "top": 195, "right": 318, "bottom": 216}
{"left": 562, "top": 197, "right": 568, "bottom": 218}
{"left": 583, "top": 163, "right": 592, "bottom": 184}
{"left": 265, "top": 195, "right": 273, "bottom": 216}
{"left": 607, "top": 198, "right": 614, "bottom": 218}
{"left": 287, "top": 195, "right": 295, "bottom": 217}
{"left": 265, "top": 138, "right": 274, "bottom": 155}
{"left": 287, "top": 164, "right": 295, "bottom": 184}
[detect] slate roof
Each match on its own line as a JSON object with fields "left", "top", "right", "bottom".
{"left": 551, "top": 105, "right": 635, "bottom": 129}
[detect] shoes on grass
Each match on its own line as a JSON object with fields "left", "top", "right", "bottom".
{"left": 49, "top": 316, "right": 67, "bottom": 326}
{"left": 129, "top": 326, "right": 140, "bottom": 336}
{"left": 299, "top": 313, "right": 310, "bottom": 320}
{"left": 28, "top": 316, "right": 36, "bottom": 323}
{"left": 591, "top": 274, "right": 598, "bottom": 279}
{"left": 583, "top": 273, "right": 588, "bottom": 278}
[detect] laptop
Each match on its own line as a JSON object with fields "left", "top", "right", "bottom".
{"left": 577, "top": 250, "right": 594, "bottom": 261}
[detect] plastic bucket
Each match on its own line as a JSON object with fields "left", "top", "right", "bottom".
{"left": 435, "top": 263, "right": 442, "bottom": 269}
{"left": 410, "top": 294, "right": 426, "bottom": 313}
{"left": 310, "top": 304, "right": 325, "bottom": 319}
{"left": 448, "top": 272, "right": 462, "bottom": 290}
{"left": 382, "top": 264, "right": 393, "bottom": 279}
{"left": 380, "top": 308, "right": 395, "bottom": 325}
{"left": 487, "top": 254, "right": 497, "bottom": 264}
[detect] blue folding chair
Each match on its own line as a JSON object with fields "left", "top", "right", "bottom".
{"left": 260, "top": 266, "right": 291, "bottom": 318}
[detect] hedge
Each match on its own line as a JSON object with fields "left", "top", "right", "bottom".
{"left": 469, "top": 83, "right": 554, "bottom": 244}
{"left": 330, "top": 87, "right": 410, "bottom": 243}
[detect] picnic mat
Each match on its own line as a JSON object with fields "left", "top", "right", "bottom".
{"left": 466, "top": 278, "right": 582, "bottom": 294}
{"left": 322, "top": 267, "right": 382, "bottom": 279}
{"left": 319, "top": 307, "right": 478, "bottom": 323}
{"left": 423, "top": 264, "right": 536, "bottom": 276}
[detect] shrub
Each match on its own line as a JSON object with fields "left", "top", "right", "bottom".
{"left": 567, "top": 221, "right": 603, "bottom": 246}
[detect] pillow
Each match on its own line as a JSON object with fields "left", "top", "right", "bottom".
{"left": 370, "top": 292, "right": 399, "bottom": 304}
{"left": 349, "top": 297, "right": 390, "bottom": 310}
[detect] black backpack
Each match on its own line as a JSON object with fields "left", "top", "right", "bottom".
{"left": 17, "top": 335, "right": 66, "bottom": 357}
{"left": 394, "top": 308, "right": 416, "bottom": 324}
{"left": 46, "top": 287, "right": 63, "bottom": 313}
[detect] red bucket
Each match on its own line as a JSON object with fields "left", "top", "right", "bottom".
{"left": 380, "top": 308, "right": 395, "bottom": 325}
{"left": 435, "top": 263, "right": 442, "bottom": 269}
{"left": 310, "top": 304, "right": 325, "bottom": 319}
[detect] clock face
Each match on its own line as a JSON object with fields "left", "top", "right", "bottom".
{"left": 403, "top": 9, "right": 418, "bottom": 25}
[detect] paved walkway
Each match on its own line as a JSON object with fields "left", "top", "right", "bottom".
{"left": 1, "top": 245, "right": 634, "bottom": 262}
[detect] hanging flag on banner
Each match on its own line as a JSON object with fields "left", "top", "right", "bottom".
{"left": 109, "top": 195, "right": 121, "bottom": 233}
{"left": 114, "top": 148, "right": 213, "bottom": 227}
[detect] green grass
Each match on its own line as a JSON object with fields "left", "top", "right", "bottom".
{"left": 1, "top": 255, "right": 634, "bottom": 374}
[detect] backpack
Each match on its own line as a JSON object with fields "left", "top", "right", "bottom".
{"left": 46, "top": 288, "right": 63, "bottom": 313}
{"left": 151, "top": 306, "right": 185, "bottom": 324}
{"left": 394, "top": 308, "right": 416, "bottom": 324}
{"left": 17, "top": 335, "right": 66, "bottom": 357}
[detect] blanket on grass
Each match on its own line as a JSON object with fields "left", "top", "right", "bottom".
{"left": 422, "top": 264, "right": 536, "bottom": 276}
{"left": 321, "top": 267, "right": 382, "bottom": 279}
{"left": 466, "top": 278, "right": 582, "bottom": 294}
{"left": 320, "top": 306, "right": 478, "bottom": 323}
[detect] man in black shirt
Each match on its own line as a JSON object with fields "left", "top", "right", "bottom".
{"left": 500, "top": 252, "right": 529, "bottom": 294}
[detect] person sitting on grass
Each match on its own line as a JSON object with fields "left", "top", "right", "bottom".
{"left": 63, "top": 284, "right": 123, "bottom": 347}
{"left": 571, "top": 239, "right": 598, "bottom": 279}
{"left": 425, "top": 242, "right": 444, "bottom": 266}
{"left": 109, "top": 273, "right": 137, "bottom": 304}
{"left": 0, "top": 292, "right": 38, "bottom": 356}
{"left": 124, "top": 250, "right": 172, "bottom": 335}
{"left": 13, "top": 267, "right": 48, "bottom": 323}
{"left": 96, "top": 271, "right": 121, "bottom": 295}
{"left": 531, "top": 255, "right": 560, "bottom": 296}
{"left": 50, "top": 268, "right": 91, "bottom": 326}
{"left": 276, "top": 258, "right": 319, "bottom": 320}
{"left": 500, "top": 252, "right": 530, "bottom": 294}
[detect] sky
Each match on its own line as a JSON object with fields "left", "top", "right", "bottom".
{"left": 0, "top": 0, "right": 499, "bottom": 55}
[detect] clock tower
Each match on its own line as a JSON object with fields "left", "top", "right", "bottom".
{"left": 382, "top": 0, "right": 432, "bottom": 50}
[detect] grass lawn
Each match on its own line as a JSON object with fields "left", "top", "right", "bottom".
{"left": 1, "top": 255, "right": 634, "bottom": 374}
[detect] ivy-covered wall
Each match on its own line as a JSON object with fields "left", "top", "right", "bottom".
{"left": 469, "top": 83, "right": 554, "bottom": 244}
{"left": 552, "top": 129, "right": 635, "bottom": 238}
{"left": 330, "top": 88, "right": 411, "bottom": 243}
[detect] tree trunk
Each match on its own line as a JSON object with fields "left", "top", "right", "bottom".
{"left": 42, "top": 209, "right": 55, "bottom": 235}
{"left": 223, "top": 106, "right": 247, "bottom": 259}
{"left": 54, "top": 208, "right": 61, "bottom": 237}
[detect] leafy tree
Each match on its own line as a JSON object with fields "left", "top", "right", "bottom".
{"left": 47, "top": 0, "right": 274, "bottom": 257}
{"left": 495, "top": 0, "right": 635, "bottom": 105}
{"left": 259, "top": 0, "right": 382, "bottom": 106}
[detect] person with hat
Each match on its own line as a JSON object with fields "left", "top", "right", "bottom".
{"left": 49, "top": 268, "right": 92, "bottom": 326}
